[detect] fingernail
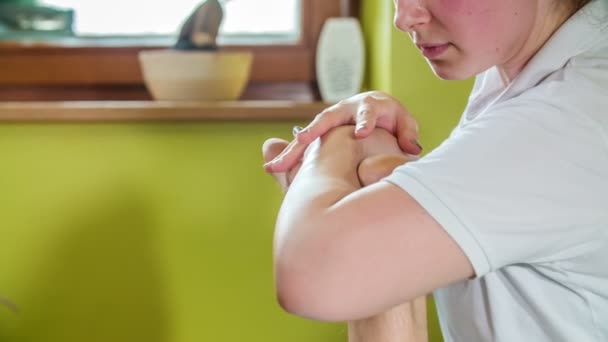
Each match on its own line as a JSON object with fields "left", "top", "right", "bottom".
{"left": 411, "top": 139, "right": 423, "bottom": 151}
{"left": 292, "top": 126, "right": 304, "bottom": 135}
{"left": 355, "top": 122, "right": 367, "bottom": 132}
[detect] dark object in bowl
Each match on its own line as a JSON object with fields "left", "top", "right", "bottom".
{"left": 175, "top": 0, "right": 224, "bottom": 51}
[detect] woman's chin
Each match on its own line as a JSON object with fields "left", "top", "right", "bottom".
{"left": 428, "top": 61, "right": 476, "bottom": 81}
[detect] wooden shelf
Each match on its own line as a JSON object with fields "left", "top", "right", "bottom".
{"left": 0, "top": 101, "right": 330, "bottom": 122}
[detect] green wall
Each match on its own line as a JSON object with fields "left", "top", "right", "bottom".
{"left": 361, "top": 1, "right": 474, "bottom": 341}
{"left": 0, "top": 122, "right": 346, "bottom": 342}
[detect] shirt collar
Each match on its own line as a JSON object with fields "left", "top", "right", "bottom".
{"left": 502, "top": 0, "right": 608, "bottom": 100}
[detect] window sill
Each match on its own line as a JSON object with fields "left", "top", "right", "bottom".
{"left": 0, "top": 81, "right": 319, "bottom": 102}
{"left": 0, "top": 100, "right": 329, "bottom": 122}
{"left": 0, "top": 42, "right": 314, "bottom": 84}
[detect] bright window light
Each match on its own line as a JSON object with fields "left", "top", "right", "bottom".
{"left": 39, "top": 0, "right": 300, "bottom": 42}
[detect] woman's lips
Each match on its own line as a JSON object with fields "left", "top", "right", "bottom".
{"left": 418, "top": 43, "right": 450, "bottom": 59}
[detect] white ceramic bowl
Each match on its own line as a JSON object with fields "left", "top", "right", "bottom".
{"left": 138, "top": 49, "right": 253, "bottom": 101}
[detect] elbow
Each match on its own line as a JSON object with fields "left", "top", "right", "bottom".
{"left": 273, "top": 219, "right": 334, "bottom": 320}
{"left": 273, "top": 215, "right": 366, "bottom": 321}
{"left": 275, "top": 275, "right": 309, "bottom": 318}
{"left": 274, "top": 249, "right": 322, "bottom": 319}
{"left": 275, "top": 265, "right": 340, "bottom": 322}
{"left": 273, "top": 243, "right": 357, "bottom": 322}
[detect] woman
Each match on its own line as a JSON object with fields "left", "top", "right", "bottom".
{"left": 263, "top": 0, "right": 608, "bottom": 340}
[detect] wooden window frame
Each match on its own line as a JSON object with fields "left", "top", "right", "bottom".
{"left": 0, "top": 0, "right": 359, "bottom": 101}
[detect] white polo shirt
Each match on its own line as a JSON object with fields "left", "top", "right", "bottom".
{"left": 385, "top": 1, "right": 608, "bottom": 341}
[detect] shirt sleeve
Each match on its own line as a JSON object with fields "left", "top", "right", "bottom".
{"left": 384, "top": 92, "right": 608, "bottom": 277}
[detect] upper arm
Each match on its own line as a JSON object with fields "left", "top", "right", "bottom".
{"left": 275, "top": 127, "right": 474, "bottom": 321}
{"left": 281, "top": 180, "right": 473, "bottom": 322}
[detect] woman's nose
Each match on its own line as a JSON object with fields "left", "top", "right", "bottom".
{"left": 393, "top": 0, "right": 431, "bottom": 32}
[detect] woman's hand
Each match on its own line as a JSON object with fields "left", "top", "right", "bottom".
{"left": 262, "top": 127, "right": 416, "bottom": 192}
{"left": 263, "top": 91, "right": 422, "bottom": 173}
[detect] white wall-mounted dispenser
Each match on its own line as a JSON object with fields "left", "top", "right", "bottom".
{"left": 316, "top": 2, "right": 365, "bottom": 103}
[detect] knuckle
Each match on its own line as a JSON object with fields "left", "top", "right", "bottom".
{"left": 310, "top": 112, "right": 324, "bottom": 124}
{"left": 316, "top": 109, "right": 337, "bottom": 122}
{"left": 361, "top": 94, "right": 377, "bottom": 106}
{"left": 357, "top": 108, "right": 373, "bottom": 119}
{"left": 321, "top": 108, "right": 335, "bottom": 116}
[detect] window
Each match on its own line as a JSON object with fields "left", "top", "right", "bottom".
{"left": 33, "top": 0, "right": 300, "bottom": 45}
{"left": 0, "top": 0, "right": 353, "bottom": 101}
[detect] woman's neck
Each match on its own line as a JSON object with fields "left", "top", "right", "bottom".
{"left": 497, "top": 2, "right": 576, "bottom": 85}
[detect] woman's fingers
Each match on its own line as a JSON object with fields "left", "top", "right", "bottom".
{"left": 262, "top": 138, "right": 305, "bottom": 192}
{"left": 262, "top": 138, "right": 290, "bottom": 163}
{"left": 396, "top": 113, "right": 423, "bottom": 155}
{"left": 267, "top": 107, "right": 353, "bottom": 172}
{"left": 353, "top": 104, "right": 378, "bottom": 137}
{"left": 295, "top": 104, "right": 354, "bottom": 145}
{"left": 262, "top": 138, "right": 291, "bottom": 190}
{"left": 265, "top": 91, "right": 423, "bottom": 172}
{"left": 263, "top": 138, "right": 308, "bottom": 173}
{"left": 297, "top": 92, "right": 423, "bottom": 155}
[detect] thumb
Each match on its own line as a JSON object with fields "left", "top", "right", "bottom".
{"left": 357, "top": 154, "right": 411, "bottom": 186}
{"left": 262, "top": 138, "right": 290, "bottom": 163}
{"left": 262, "top": 138, "right": 291, "bottom": 191}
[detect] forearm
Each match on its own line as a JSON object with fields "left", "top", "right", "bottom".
{"left": 274, "top": 129, "right": 362, "bottom": 265}
{"left": 349, "top": 151, "right": 428, "bottom": 342}
{"left": 275, "top": 126, "right": 405, "bottom": 244}
{"left": 348, "top": 297, "right": 428, "bottom": 342}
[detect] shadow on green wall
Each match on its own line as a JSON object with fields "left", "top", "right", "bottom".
{"left": 0, "top": 122, "right": 346, "bottom": 342}
{"left": 10, "top": 190, "right": 169, "bottom": 342}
